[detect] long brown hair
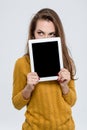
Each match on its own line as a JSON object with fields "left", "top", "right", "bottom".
{"left": 26, "top": 8, "right": 76, "bottom": 79}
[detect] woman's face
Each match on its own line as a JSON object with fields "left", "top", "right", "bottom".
{"left": 34, "top": 19, "right": 56, "bottom": 39}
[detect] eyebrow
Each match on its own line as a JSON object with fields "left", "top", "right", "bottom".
{"left": 37, "top": 29, "right": 55, "bottom": 34}
{"left": 37, "top": 30, "right": 45, "bottom": 33}
{"left": 49, "top": 32, "right": 56, "bottom": 35}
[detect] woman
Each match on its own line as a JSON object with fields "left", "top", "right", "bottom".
{"left": 12, "top": 8, "right": 77, "bottom": 130}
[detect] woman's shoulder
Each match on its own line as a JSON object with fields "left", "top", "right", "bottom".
{"left": 16, "top": 54, "right": 29, "bottom": 63}
{"left": 15, "top": 54, "right": 30, "bottom": 68}
{"left": 13, "top": 54, "right": 30, "bottom": 74}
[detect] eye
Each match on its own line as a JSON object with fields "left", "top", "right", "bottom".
{"left": 49, "top": 32, "right": 56, "bottom": 37}
{"left": 37, "top": 31, "right": 44, "bottom": 36}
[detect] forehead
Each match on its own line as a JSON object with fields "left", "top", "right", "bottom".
{"left": 35, "top": 19, "right": 55, "bottom": 31}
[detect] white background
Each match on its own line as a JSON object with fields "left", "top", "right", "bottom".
{"left": 0, "top": 0, "right": 87, "bottom": 129}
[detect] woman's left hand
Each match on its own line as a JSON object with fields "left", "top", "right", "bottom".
{"left": 57, "top": 68, "right": 71, "bottom": 88}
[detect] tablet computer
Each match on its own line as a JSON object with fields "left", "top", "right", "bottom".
{"left": 28, "top": 37, "right": 63, "bottom": 82}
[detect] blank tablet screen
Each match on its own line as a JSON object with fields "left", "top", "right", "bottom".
{"left": 28, "top": 37, "right": 63, "bottom": 81}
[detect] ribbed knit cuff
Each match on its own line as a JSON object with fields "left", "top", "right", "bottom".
{"left": 13, "top": 91, "right": 30, "bottom": 110}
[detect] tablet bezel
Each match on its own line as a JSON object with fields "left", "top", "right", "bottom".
{"left": 28, "top": 37, "right": 63, "bottom": 82}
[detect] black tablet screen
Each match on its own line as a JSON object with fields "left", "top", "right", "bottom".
{"left": 32, "top": 41, "right": 60, "bottom": 78}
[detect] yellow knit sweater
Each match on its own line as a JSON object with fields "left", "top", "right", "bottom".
{"left": 12, "top": 55, "right": 77, "bottom": 130}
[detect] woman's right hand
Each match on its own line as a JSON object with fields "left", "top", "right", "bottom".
{"left": 22, "top": 72, "right": 39, "bottom": 99}
{"left": 27, "top": 72, "right": 40, "bottom": 89}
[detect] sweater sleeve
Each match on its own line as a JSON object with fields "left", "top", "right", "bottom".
{"left": 12, "top": 57, "right": 30, "bottom": 110}
{"left": 62, "top": 80, "right": 77, "bottom": 107}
